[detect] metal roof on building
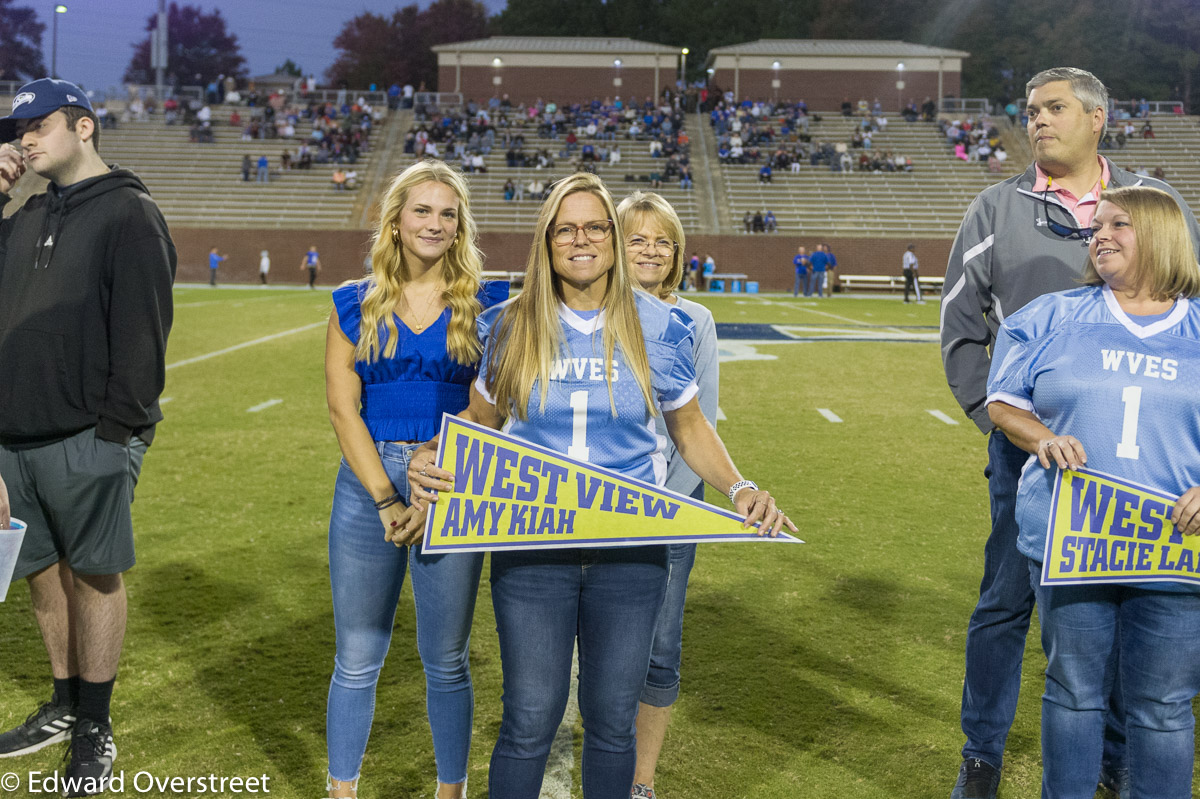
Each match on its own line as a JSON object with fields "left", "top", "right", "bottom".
{"left": 432, "top": 37, "right": 680, "bottom": 55}
{"left": 707, "top": 39, "right": 969, "bottom": 59}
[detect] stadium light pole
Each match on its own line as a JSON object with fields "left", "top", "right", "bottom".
{"left": 613, "top": 59, "right": 622, "bottom": 90}
{"left": 492, "top": 57, "right": 502, "bottom": 98}
{"left": 51, "top": 4, "right": 68, "bottom": 79}
{"left": 679, "top": 48, "right": 689, "bottom": 91}
{"left": 772, "top": 60, "right": 781, "bottom": 103}
{"left": 896, "top": 62, "right": 905, "bottom": 113}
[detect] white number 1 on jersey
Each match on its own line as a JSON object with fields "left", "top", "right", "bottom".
{"left": 1116, "top": 385, "right": 1141, "bottom": 460}
{"left": 568, "top": 390, "right": 591, "bottom": 460}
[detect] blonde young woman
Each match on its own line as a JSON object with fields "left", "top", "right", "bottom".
{"left": 617, "top": 192, "right": 718, "bottom": 799}
{"left": 405, "top": 173, "right": 794, "bottom": 799}
{"left": 323, "top": 160, "right": 507, "bottom": 799}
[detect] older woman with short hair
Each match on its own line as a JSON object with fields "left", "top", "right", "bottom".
{"left": 986, "top": 186, "right": 1200, "bottom": 797}
{"left": 615, "top": 191, "right": 718, "bottom": 799}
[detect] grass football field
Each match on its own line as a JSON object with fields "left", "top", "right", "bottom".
{"left": 0, "top": 287, "right": 1122, "bottom": 798}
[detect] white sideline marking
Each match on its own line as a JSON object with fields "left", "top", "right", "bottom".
{"left": 927, "top": 409, "right": 960, "bottom": 425}
{"left": 817, "top": 408, "right": 843, "bottom": 423}
{"left": 541, "top": 647, "right": 580, "bottom": 799}
{"left": 716, "top": 406, "right": 727, "bottom": 421}
{"left": 159, "top": 397, "right": 173, "bottom": 405}
{"left": 165, "top": 322, "right": 325, "bottom": 370}
{"left": 717, "top": 342, "right": 778, "bottom": 362}
{"left": 773, "top": 325, "right": 935, "bottom": 342}
{"left": 247, "top": 399, "right": 283, "bottom": 413}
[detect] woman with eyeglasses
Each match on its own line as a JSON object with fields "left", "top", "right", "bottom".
{"left": 323, "top": 160, "right": 507, "bottom": 799}
{"left": 405, "top": 173, "right": 793, "bottom": 799}
{"left": 616, "top": 191, "right": 719, "bottom": 799}
{"left": 986, "top": 186, "right": 1200, "bottom": 797}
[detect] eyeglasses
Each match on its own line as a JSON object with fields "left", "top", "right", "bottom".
{"left": 1042, "top": 191, "right": 1093, "bottom": 241}
{"left": 626, "top": 236, "right": 678, "bottom": 255}
{"left": 551, "top": 219, "right": 614, "bottom": 245}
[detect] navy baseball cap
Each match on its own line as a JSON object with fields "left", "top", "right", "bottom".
{"left": 0, "top": 78, "right": 94, "bottom": 142}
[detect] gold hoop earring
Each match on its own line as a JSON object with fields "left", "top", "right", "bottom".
{"left": 391, "top": 226, "right": 399, "bottom": 241}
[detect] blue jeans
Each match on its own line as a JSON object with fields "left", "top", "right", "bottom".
{"left": 806, "top": 270, "right": 824, "bottom": 297}
{"left": 962, "top": 433, "right": 1124, "bottom": 770}
{"left": 1031, "top": 561, "right": 1200, "bottom": 799}
{"left": 326, "top": 443, "right": 484, "bottom": 784}
{"left": 641, "top": 543, "right": 696, "bottom": 707}
{"left": 642, "top": 484, "right": 703, "bottom": 707}
{"left": 489, "top": 545, "right": 669, "bottom": 799}
{"left": 793, "top": 270, "right": 806, "bottom": 297}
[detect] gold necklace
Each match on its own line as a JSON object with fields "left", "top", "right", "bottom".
{"left": 403, "top": 284, "right": 444, "bottom": 332}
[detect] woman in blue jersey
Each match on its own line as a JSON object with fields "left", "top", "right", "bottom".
{"left": 616, "top": 191, "right": 718, "bottom": 799}
{"left": 323, "top": 159, "right": 506, "bottom": 799}
{"left": 986, "top": 186, "right": 1200, "bottom": 798}
{"left": 405, "top": 173, "right": 793, "bottom": 799}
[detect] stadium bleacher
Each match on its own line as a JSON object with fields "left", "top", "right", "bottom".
{"left": 0, "top": 96, "right": 381, "bottom": 230}
{"left": 4, "top": 86, "right": 1200, "bottom": 287}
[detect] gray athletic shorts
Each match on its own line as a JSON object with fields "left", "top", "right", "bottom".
{"left": 0, "top": 427, "right": 147, "bottom": 580}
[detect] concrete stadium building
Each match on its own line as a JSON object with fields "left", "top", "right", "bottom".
{"left": 706, "top": 40, "right": 969, "bottom": 112}
{"left": 433, "top": 37, "right": 684, "bottom": 106}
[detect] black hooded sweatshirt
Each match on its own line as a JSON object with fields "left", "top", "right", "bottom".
{"left": 0, "top": 167, "right": 176, "bottom": 447}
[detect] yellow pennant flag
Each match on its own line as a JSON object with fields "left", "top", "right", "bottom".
{"left": 421, "top": 415, "right": 804, "bottom": 553}
{"left": 1043, "top": 467, "right": 1198, "bottom": 586}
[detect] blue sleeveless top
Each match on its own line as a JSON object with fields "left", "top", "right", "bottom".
{"left": 332, "top": 279, "right": 509, "bottom": 442}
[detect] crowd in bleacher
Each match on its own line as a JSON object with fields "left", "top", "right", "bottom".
{"left": 156, "top": 79, "right": 383, "bottom": 181}
{"left": 711, "top": 96, "right": 917, "bottom": 173}
{"left": 403, "top": 95, "right": 693, "bottom": 197}
{"left": 938, "top": 115, "right": 1009, "bottom": 172}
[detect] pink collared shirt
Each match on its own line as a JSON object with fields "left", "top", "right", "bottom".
{"left": 1032, "top": 157, "right": 1111, "bottom": 227}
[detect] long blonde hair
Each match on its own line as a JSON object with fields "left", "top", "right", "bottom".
{"left": 355, "top": 160, "right": 484, "bottom": 364}
{"left": 616, "top": 190, "right": 686, "bottom": 300}
{"left": 486, "top": 173, "right": 654, "bottom": 419}
{"left": 1081, "top": 186, "right": 1200, "bottom": 300}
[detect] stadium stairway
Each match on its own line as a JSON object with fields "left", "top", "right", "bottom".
{"left": 691, "top": 110, "right": 729, "bottom": 232}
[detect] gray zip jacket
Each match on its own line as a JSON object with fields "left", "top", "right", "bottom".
{"left": 940, "top": 158, "right": 1200, "bottom": 433}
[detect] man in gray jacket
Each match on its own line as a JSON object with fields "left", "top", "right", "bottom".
{"left": 941, "top": 67, "right": 1200, "bottom": 799}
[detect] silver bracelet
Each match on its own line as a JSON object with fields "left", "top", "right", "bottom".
{"left": 727, "top": 480, "right": 758, "bottom": 503}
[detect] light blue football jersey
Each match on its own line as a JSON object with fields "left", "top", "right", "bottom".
{"left": 476, "top": 292, "right": 698, "bottom": 485}
{"left": 987, "top": 286, "right": 1200, "bottom": 567}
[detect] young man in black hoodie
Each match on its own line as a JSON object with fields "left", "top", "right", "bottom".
{"left": 0, "top": 79, "right": 175, "bottom": 796}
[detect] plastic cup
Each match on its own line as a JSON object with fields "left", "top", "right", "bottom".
{"left": 0, "top": 517, "right": 27, "bottom": 602}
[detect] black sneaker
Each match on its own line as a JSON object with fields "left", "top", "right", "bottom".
{"left": 950, "top": 758, "right": 1000, "bottom": 799}
{"left": 60, "top": 719, "right": 116, "bottom": 797}
{"left": 1098, "top": 766, "right": 1130, "bottom": 799}
{"left": 0, "top": 701, "right": 76, "bottom": 757}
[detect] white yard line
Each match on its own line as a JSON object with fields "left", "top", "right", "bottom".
{"left": 927, "top": 409, "right": 960, "bottom": 425}
{"left": 159, "top": 397, "right": 173, "bottom": 405}
{"left": 773, "top": 326, "right": 938, "bottom": 342}
{"left": 540, "top": 647, "right": 580, "bottom": 799}
{"left": 756, "top": 300, "right": 878, "bottom": 327}
{"left": 166, "top": 322, "right": 326, "bottom": 370}
{"left": 247, "top": 399, "right": 283, "bottom": 413}
{"left": 716, "top": 406, "right": 727, "bottom": 421}
{"left": 817, "top": 408, "right": 843, "bottom": 423}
